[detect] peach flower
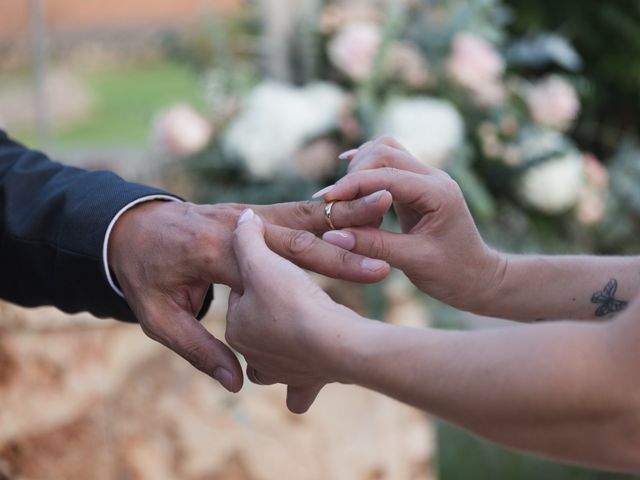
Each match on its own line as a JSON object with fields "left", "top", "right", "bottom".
{"left": 446, "top": 32, "right": 506, "bottom": 106}
{"left": 527, "top": 76, "right": 580, "bottom": 131}
{"left": 152, "top": 104, "right": 212, "bottom": 157}
{"left": 328, "top": 22, "right": 381, "bottom": 82}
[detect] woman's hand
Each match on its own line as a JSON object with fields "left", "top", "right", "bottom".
{"left": 109, "top": 194, "right": 391, "bottom": 394}
{"left": 320, "top": 137, "right": 505, "bottom": 312}
{"left": 225, "top": 209, "right": 368, "bottom": 414}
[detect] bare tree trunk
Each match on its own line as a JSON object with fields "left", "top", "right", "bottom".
{"left": 29, "top": 0, "right": 49, "bottom": 147}
{"left": 256, "top": 0, "right": 314, "bottom": 82}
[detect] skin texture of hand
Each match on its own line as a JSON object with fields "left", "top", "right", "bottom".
{"left": 221, "top": 208, "right": 640, "bottom": 471}
{"left": 319, "top": 137, "right": 503, "bottom": 312}
{"left": 324, "top": 137, "right": 640, "bottom": 322}
{"left": 107, "top": 195, "right": 391, "bottom": 393}
{"left": 225, "top": 209, "right": 363, "bottom": 413}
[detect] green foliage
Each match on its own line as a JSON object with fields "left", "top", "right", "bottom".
{"left": 504, "top": 0, "right": 640, "bottom": 158}
{"left": 438, "top": 422, "right": 640, "bottom": 480}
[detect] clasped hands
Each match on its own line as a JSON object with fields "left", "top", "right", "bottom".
{"left": 108, "top": 137, "right": 502, "bottom": 413}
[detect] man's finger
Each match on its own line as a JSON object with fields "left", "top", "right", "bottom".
{"left": 287, "top": 383, "right": 325, "bottom": 414}
{"left": 264, "top": 223, "right": 390, "bottom": 283}
{"left": 322, "top": 168, "right": 444, "bottom": 215}
{"left": 142, "top": 305, "right": 243, "bottom": 393}
{"left": 322, "top": 226, "right": 413, "bottom": 268}
{"left": 261, "top": 191, "right": 392, "bottom": 235}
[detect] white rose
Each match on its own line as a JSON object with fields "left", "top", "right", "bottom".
{"left": 152, "top": 104, "right": 212, "bottom": 157}
{"left": 446, "top": 32, "right": 506, "bottom": 106}
{"left": 328, "top": 22, "right": 381, "bottom": 81}
{"left": 518, "top": 129, "right": 585, "bottom": 214}
{"left": 375, "top": 97, "right": 464, "bottom": 168}
{"left": 223, "top": 82, "right": 345, "bottom": 179}
{"left": 527, "top": 75, "right": 580, "bottom": 130}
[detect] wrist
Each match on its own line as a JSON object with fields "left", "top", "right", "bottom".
{"left": 108, "top": 200, "right": 180, "bottom": 284}
{"left": 316, "top": 307, "right": 386, "bottom": 385}
{"left": 463, "top": 248, "right": 509, "bottom": 316}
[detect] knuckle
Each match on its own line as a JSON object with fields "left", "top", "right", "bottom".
{"left": 438, "top": 175, "right": 465, "bottom": 210}
{"left": 284, "top": 230, "right": 318, "bottom": 257}
{"left": 370, "top": 144, "right": 389, "bottom": 161}
{"left": 352, "top": 145, "right": 397, "bottom": 172}
{"left": 333, "top": 249, "right": 352, "bottom": 277}
{"left": 441, "top": 174, "right": 463, "bottom": 198}
{"left": 380, "top": 166, "right": 401, "bottom": 178}
{"left": 192, "top": 228, "right": 216, "bottom": 251}
{"left": 181, "top": 342, "right": 208, "bottom": 371}
{"left": 375, "top": 135, "right": 398, "bottom": 146}
{"left": 370, "top": 235, "right": 391, "bottom": 259}
{"left": 292, "top": 201, "right": 317, "bottom": 222}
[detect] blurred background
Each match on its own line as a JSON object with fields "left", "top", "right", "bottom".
{"left": 1, "top": 0, "right": 640, "bottom": 478}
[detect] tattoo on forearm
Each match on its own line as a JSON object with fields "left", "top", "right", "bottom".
{"left": 591, "top": 278, "right": 628, "bottom": 317}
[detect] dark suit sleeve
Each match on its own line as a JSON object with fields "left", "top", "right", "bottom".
{"left": 0, "top": 131, "right": 212, "bottom": 322}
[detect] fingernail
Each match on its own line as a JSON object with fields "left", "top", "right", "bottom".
{"left": 338, "top": 148, "right": 359, "bottom": 160}
{"left": 312, "top": 184, "right": 335, "bottom": 199}
{"left": 237, "top": 208, "right": 254, "bottom": 225}
{"left": 364, "top": 190, "right": 385, "bottom": 204}
{"left": 323, "top": 230, "right": 356, "bottom": 250}
{"left": 213, "top": 367, "right": 234, "bottom": 391}
{"left": 361, "top": 257, "right": 388, "bottom": 272}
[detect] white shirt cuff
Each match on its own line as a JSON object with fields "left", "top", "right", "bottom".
{"left": 102, "top": 195, "right": 181, "bottom": 298}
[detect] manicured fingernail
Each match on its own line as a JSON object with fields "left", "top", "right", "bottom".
{"left": 213, "top": 367, "right": 234, "bottom": 391}
{"left": 238, "top": 208, "right": 254, "bottom": 225}
{"left": 323, "top": 230, "right": 356, "bottom": 250}
{"left": 364, "top": 190, "right": 385, "bottom": 204}
{"left": 338, "top": 148, "right": 359, "bottom": 160}
{"left": 312, "top": 184, "right": 335, "bottom": 199}
{"left": 361, "top": 258, "right": 388, "bottom": 272}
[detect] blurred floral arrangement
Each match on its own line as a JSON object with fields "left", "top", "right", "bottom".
{"left": 150, "top": 0, "right": 640, "bottom": 255}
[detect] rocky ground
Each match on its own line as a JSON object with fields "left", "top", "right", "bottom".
{"left": 0, "top": 285, "right": 436, "bottom": 480}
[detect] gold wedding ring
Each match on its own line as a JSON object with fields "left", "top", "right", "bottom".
{"left": 324, "top": 201, "right": 337, "bottom": 230}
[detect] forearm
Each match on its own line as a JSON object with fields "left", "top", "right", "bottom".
{"left": 0, "top": 132, "right": 168, "bottom": 320}
{"left": 474, "top": 253, "right": 640, "bottom": 321}
{"left": 335, "top": 311, "right": 640, "bottom": 471}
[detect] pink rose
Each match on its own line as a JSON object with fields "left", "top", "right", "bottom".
{"left": 328, "top": 22, "right": 381, "bottom": 82}
{"left": 152, "top": 104, "right": 212, "bottom": 157}
{"left": 446, "top": 32, "right": 505, "bottom": 106}
{"left": 527, "top": 76, "right": 580, "bottom": 130}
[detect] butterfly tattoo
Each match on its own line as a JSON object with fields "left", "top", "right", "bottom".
{"left": 591, "top": 278, "right": 628, "bottom": 317}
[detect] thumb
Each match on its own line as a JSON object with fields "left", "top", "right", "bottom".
{"left": 286, "top": 383, "right": 325, "bottom": 414}
{"left": 234, "top": 209, "right": 308, "bottom": 290}
{"left": 232, "top": 209, "right": 272, "bottom": 286}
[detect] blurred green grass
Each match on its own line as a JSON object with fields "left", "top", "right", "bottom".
{"left": 14, "top": 61, "right": 204, "bottom": 148}
{"left": 438, "top": 423, "right": 640, "bottom": 479}
{"left": 431, "top": 305, "right": 640, "bottom": 480}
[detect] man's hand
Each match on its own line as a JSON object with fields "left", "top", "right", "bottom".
{"left": 107, "top": 193, "right": 392, "bottom": 393}
{"left": 226, "top": 209, "right": 363, "bottom": 414}
{"left": 320, "top": 136, "right": 504, "bottom": 312}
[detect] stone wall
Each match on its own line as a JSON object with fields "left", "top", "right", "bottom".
{"left": 0, "top": 285, "right": 436, "bottom": 480}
